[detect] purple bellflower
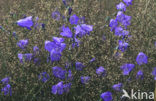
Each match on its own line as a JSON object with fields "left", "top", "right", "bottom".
{"left": 136, "top": 52, "right": 148, "bottom": 65}
{"left": 120, "top": 63, "right": 135, "bottom": 75}
{"left": 17, "top": 16, "right": 33, "bottom": 30}
{"left": 100, "top": 91, "right": 113, "bottom": 101}
{"left": 17, "top": 39, "right": 28, "bottom": 49}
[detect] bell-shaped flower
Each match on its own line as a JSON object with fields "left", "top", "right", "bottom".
{"left": 17, "top": 16, "right": 33, "bottom": 30}
{"left": 136, "top": 52, "right": 148, "bottom": 65}
{"left": 100, "top": 91, "right": 113, "bottom": 101}
{"left": 17, "top": 39, "right": 28, "bottom": 49}
{"left": 69, "top": 14, "right": 79, "bottom": 25}
{"left": 96, "top": 66, "right": 106, "bottom": 76}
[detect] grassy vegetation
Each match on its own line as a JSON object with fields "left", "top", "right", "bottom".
{"left": 0, "top": 0, "right": 156, "bottom": 101}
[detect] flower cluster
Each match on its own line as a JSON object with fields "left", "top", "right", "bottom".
{"left": 109, "top": 0, "right": 133, "bottom": 56}
{"left": 17, "top": 39, "right": 40, "bottom": 65}
{"left": 51, "top": 81, "right": 71, "bottom": 95}
{"left": 1, "top": 77, "right": 12, "bottom": 96}
{"left": 10, "top": 0, "right": 155, "bottom": 101}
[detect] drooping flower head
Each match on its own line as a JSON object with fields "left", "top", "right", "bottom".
{"left": 81, "top": 76, "right": 90, "bottom": 84}
{"left": 136, "top": 52, "right": 148, "bottom": 65}
{"left": 136, "top": 70, "right": 144, "bottom": 80}
{"left": 1, "top": 84, "right": 12, "bottom": 96}
{"left": 112, "top": 83, "right": 123, "bottom": 91}
{"left": 17, "top": 16, "right": 33, "bottom": 30}
{"left": 69, "top": 14, "right": 79, "bottom": 25}
{"left": 96, "top": 66, "right": 106, "bottom": 76}
{"left": 100, "top": 91, "right": 113, "bottom": 101}
{"left": 17, "top": 39, "right": 28, "bottom": 49}
{"left": 38, "top": 72, "right": 50, "bottom": 83}
{"left": 120, "top": 63, "right": 135, "bottom": 75}
{"left": 52, "top": 66, "right": 67, "bottom": 79}
{"left": 75, "top": 62, "right": 85, "bottom": 71}
{"left": 116, "top": 2, "right": 126, "bottom": 11}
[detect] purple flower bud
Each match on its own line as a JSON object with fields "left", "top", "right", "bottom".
{"left": 68, "top": 7, "right": 72, "bottom": 15}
